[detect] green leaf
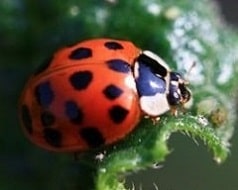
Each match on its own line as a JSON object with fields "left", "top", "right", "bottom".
{"left": 94, "top": 115, "right": 229, "bottom": 190}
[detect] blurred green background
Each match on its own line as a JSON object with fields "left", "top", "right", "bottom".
{"left": 0, "top": 0, "right": 237, "bottom": 189}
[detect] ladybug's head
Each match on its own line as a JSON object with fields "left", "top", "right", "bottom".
{"left": 167, "top": 72, "right": 191, "bottom": 107}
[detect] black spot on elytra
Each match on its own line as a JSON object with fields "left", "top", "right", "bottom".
{"left": 35, "top": 81, "right": 54, "bottom": 107}
{"left": 106, "top": 59, "right": 131, "bottom": 73}
{"left": 34, "top": 55, "right": 53, "bottom": 75}
{"left": 43, "top": 128, "right": 62, "bottom": 148}
{"left": 109, "top": 105, "right": 129, "bottom": 124}
{"left": 103, "top": 84, "right": 123, "bottom": 100}
{"left": 69, "top": 47, "right": 92, "bottom": 60}
{"left": 65, "top": 100, "right": 83, "bottom": 124}
{"left": 80, "top": 127, "right": 105, "bottom": 148}
{"left": 104, "top": 41, "right": 124, "bottom": 50}
{"left": 41, "top": 111, "right": 55, "bottom": 127}
{"left": 69, "top": 71, "right": 93, "bottom": 90}
{"left": 21, "top": 105, "right": 33, "bottom": 134}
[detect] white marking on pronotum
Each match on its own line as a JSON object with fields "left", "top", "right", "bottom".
{"left": 140, "top": 93, "right": 170, "bottom": 116}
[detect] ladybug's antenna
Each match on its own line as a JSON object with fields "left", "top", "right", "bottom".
{"left": 184, "top": 61, "right": 196, "bottom": 82}
{"left": 188, "top": 61, "right": 196, "bottom": 75}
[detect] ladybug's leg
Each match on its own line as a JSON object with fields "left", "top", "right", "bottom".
{"left": 144, "top": 115, "right": 160, "bottom": 125}
{"left": 170, "top": 104, "right": 190, "bottom": 116}
{"left": 170, "top": 106, "right": 178, "bottom": 116}
{"left": 151, "top": 116, "right": 160, "bottom": 125}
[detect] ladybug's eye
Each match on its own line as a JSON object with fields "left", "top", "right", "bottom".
{"left": 170, "top": 72, "right": 183, "bottom": 81}
{"left": 179, "top": 83, "right": 191, "bottom": 103}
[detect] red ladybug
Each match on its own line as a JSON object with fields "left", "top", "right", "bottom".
{"left": 19, "top": 38, "right": 191, "bottom": 152}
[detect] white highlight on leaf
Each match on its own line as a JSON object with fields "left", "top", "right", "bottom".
{"left": 217, "top": 52, "right": 236, "bottom": 84}
{"left": 197, "top": 115, "right": 209, "bottom": 126}
{"left": 105, "top": 0, "right": 117, "bottom": 4}
{"left": 167, "top": 12, "right": 212, "bottom": 85}
{"left": 164, "top": 6, "right": 181, "bottom": 20}
{"left": 95, "top": 8, "right": 108, "bottom": 25}
{"left": 147, "top": 3, "right": 161, "bottom": 16}
{"left": 69, "top": 5, "right": 80, "bottom": 16}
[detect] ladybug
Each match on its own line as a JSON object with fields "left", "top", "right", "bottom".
{"left": 19, "top": 38, "right": 191, "bottom": 152}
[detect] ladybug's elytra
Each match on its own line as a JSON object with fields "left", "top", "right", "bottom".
{"left": 19, "top": 38, "right": 191, "bottom": 152}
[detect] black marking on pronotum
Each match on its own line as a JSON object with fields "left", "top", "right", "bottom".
{"left": 104, "top": 41, "right": 124, "bottom": 50}
{"left": 41, "top": 111, "right": 55, "bottom": 127}
{"left": 21, "top": 105, "right": 33, "bottom": 134}
{"left": 137, "top": 53, "right": 167, "bottom": 77}
{"left": 106, "top": 59, "right": 131, "bottom": 73}
{"left": 80, "top": 127, "right": 105, "bottom": 148}
{"left": 135, "top": 62, "right": 166, "bottom": 96}
{"left": 109, "top": 105, "right": 129, "bottom": 124}
{"left": 65, "top": 100, "right": 84, "bottom": 124}
{"left": 35, "top": 81, "right": 54, "bottom": 107}
{"left": 69, "top": 71, "right": 93, "bottom": 90}
{"left": 43, "top": 128, "right": 62, "bottom": 148}
{"left": 69, "top": 47, "right": 92, "bottom": 60}
{"left": 103, "top": 84, "right": 123, "bottom": 100}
